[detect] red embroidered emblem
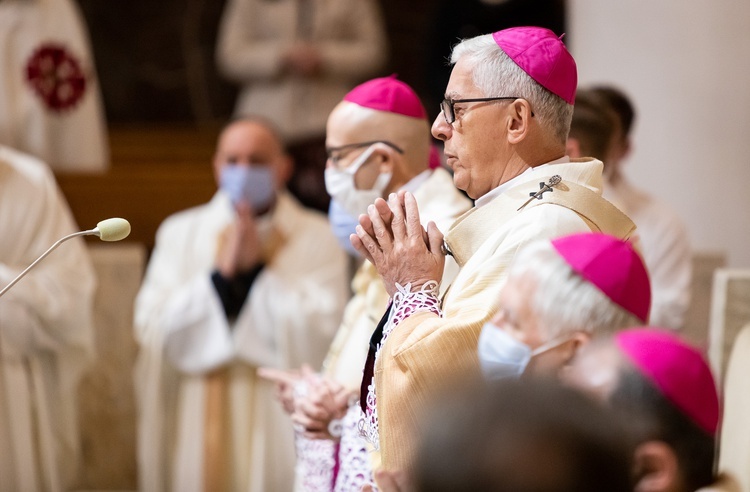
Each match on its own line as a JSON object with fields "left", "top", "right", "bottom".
{"left": 25, "top": 43, "right": 87, "bottom": 112}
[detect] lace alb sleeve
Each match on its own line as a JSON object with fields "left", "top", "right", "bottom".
{"left": 386, "top": 280, "right": 442, "bottom": 334}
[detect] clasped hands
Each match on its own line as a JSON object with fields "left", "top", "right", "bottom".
{"left": 283, "top": 42, "right": 322, "bottom": 77}
{"left": 215, "top": 202, "right": 261, "bottom": 278}
{"left": 259, "top": 365, "right": 351, "bottom": 440}
{"left": 351, "top": 191, "right": 445, "bottom": 297}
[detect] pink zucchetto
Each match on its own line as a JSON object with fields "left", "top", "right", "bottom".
{"left": 616, "top": 328, "right": 720, "bottom": 435}
{"left": 492, "top": 26, "right": 577, "bottom": 104}
{"left": 343, "top": 75, "right": 427, "bottom": 119}
{"left": 551, "top": 232, "right": 651, "bottom": 323}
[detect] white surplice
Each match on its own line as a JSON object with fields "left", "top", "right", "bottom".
{"left": 0, "top": 0, "right": 108, "bottom": 172}
{"left": 604, "top": 176, "right": 691, "bottom": 329}
{"left": 134, "top": 191, "right": 350, "bottom": 492}
{"left": 0, "top": 145, "right": 96, "bottom": 492}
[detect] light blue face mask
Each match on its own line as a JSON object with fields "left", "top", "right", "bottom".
{"left": 219, "top": 164, "right": 275, "bottom": 211}
{"left": 477, "top": 322, "right": 573, "bottom": 380}
{"left": 328, "top": 199, "right": 360, "bottom": 257}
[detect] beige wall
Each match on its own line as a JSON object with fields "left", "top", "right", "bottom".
{"left": 569, "top": 1, "right": 750, "bottom": 267}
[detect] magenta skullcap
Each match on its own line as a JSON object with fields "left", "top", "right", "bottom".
{"left": 616, "top": 328, "right": 720, "bottom": 435}
{"left": 343, "top": 75, "right": 427, "bottom": 119}
{"left": 551, "top": 232, "right": 651, "bottom": 322}
{"left": 492, "top": 26, "right": 577, "bottom": 104}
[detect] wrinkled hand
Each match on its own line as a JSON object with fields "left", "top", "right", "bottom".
{"left": 291, "top": 368, "right": 351, "bottom": 440}
{"left": 362, "top": 469, "right": 412, "bottom": 492}
{"left": 215, "top": 202, "right": 261, "bottom": 278}
{"left": 351, "top": 191, "right": 445, "bottom": 297}
{"left": 283, "top": 43, "right": 322, "bottom": 77}
{"left": 257, "top": 366, "right": 302, "bottom": 414}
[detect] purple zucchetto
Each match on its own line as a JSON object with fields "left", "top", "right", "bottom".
{"left": 343, "top": 75, "right": 427, "bottom": 119}
{"left": 616, "top": 328, "right": 720, "bottom": 436}
{"left": 551, "top": 232, "right": 651, "bottom": 323}
{"left": 492, "top": 26, "right": 577, "bottom": 104}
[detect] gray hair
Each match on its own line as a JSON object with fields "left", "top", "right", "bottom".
{"left": 506, "top": 240, "right": 643, "bottom": 340}
{"left": 450, "top": 34, "right": 573, "bottom": 145}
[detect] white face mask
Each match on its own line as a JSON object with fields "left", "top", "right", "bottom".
{"left": 477, "top": 322, "right": 573, "bottom": 380}
{"left": 324, "top": 144, "right": 392, "bottom": 218}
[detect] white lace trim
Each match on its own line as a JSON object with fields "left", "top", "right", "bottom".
{"left": 335, "top": 404, "right": 377, "bottom": 492}
{"left": 293, "top": 375, "right": 337, "bottom": 492}
{"left": 358, "top": 377, "right": 380, "bottom": 450}
{"left": 295, "top": 433, "right": 337, "bottom": 492}
{"left": 386, "top": 280, "right": 441, "bottom": 337}
{"left": 358, "top": 281, "right": 442, "bottom": 451}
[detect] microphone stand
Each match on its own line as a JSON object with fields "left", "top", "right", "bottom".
{"left": 0, "top": 229, "right": 96, "bottom": 298}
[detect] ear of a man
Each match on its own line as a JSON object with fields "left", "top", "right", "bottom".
{"left": 506, "top": 99, "right": 534, "bottom": 145}
{"left": 374, "top": 144, "right": 398, "bottom": 175}
{"left": 633, "top": 440, "right": 680, "bottom": 492}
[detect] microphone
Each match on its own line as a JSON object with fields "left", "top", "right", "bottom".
{"left": 0, "top": 218, "right": 131, "bottom": 298}
{"left": 94, "top": 218, "right": 131, "bottom": 241}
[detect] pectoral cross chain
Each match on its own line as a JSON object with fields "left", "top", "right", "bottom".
{"left": 517, "top": 175, "right": 562, "bottom": 211}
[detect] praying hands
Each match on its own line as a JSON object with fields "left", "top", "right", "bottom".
{"left": 351, "top": 190, "right": 446, "bottom": 297}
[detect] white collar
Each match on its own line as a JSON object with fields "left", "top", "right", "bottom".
{"left": 475, "top": 156, "right": 570, "bottom": 208}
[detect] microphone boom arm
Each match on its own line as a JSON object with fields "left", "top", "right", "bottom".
{"left": 0, "top": 229, "right": 95, "bottom": 298}
{"left": 0, "top": 218, "right": 130, "bottom": 298}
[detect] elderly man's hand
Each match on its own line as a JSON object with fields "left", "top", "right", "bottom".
{"left": 351, "top": 191, "right": 445, "bottom": 297}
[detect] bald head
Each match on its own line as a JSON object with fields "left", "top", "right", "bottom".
{"left": 326, "top": 101, "right": 432, "bottom": 178}
{"left": 213, "top": 118, "right": 292, "bottom": 191}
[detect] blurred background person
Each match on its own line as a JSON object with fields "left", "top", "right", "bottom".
{"left": 568, "top": 87, "right": 691, "bottom": 330}
{"left": 565, "top": 90, "right": 616, "bottom": 166}
{"left": 0, "top": 145, "right": 96, "bottom": 490}
{"left": 565, "top": 328, "right": 741, "bottom": 492}
{"left": 0, "top": 0, "right": 109, "bottom": 172}
{"left": 133, "top": 118, "right": 349, "bottom": 492}
{"left": 410, "top": 378, "right": 634, "bottom": 492}
{"left": 262, "top": 75, "right": 471, "bottom": 492}
{"left": 216, "top": 0, "right": 388, "bottom": 213}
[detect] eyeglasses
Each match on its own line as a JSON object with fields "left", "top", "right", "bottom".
{"left": 326, "top": 140, "right": 404, "bottom": 167}
{"left": 440, "top": 97, "right": 531, "bottom": 125}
